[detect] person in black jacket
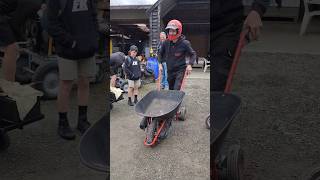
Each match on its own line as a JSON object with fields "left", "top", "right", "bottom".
{"left": 158, "top": 19, "right": 196, "bottom": 90}
{"left": 110, "top": 51, "right": 126, "bottom": 87}
{"left": 124, "top": 45, "right": 141, "bottom": 106}
{"left": 212, "top": 0, "right": 272, "bottom": 91}
{"left": 47, "top": 0, "right": 99, "bottom": 140}
{"left": 0, "top": 0, "right": 42, "bottom": 81}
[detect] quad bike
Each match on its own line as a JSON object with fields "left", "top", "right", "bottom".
{"left": 0, "top": 7, "right": 107, "bottom": 100}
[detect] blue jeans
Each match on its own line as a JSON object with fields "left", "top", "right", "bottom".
{"left": 161, "top": 62, "right": 169, "bottom": 89}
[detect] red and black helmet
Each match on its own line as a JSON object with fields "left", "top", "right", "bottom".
{"left": 165, "top": 19, "right": 182, "bottom": 41}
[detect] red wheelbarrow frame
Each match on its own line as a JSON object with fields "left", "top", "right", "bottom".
{"left": 212, "top": 29, "right": 250, "bottom": 179}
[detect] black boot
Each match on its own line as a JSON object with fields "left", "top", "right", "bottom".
{"left": 139, "top": 117, "right": 147, "bottom": 130}
{"left": 77, "top": 116, "right": 91, "bottom": 134}
{"left": 58, "top": 119, "right": 76, "bottom": 140}
{"left": 128, "top": 98, "right": 134, "bottom": 106}
{"left": 134, "top": 95, "right": 138, "bottom": 104}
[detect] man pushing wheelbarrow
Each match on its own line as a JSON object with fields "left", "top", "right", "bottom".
{"left": 136, "top": 19, "right": 196, "bottom": 146}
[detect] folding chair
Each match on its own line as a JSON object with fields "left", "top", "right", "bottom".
{"left": 300, "top": 0, "right": 320, "bottom": 35}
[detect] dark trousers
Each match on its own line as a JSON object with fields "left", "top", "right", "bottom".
{"left": 211, "top": 20, "right": 243, "bottom": 92}
{"left": 168, "top": 69, "right": 186, "bottom": 90}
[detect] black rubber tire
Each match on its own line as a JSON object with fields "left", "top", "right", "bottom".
{"left": 15, "top": 53, "right": 32, "bottom": 84}
{"left": 146, "top": 118, "right": 157, "bottom": 145}
{"left": 0, "top": 131, "right": 10, "bottom": 152}
{"left": 93, "top": 61, "right": 107, "bottom": 84}
{"left": 178, "top": 106, "right": 187, "bottom": 121}
{"left": 301, "top": 166, "right": 320, "bottom": 180}
{"left": 205, "top": 115, "right": 210, "bottom": 129}
{"left": 226, "top": 145, "right": 244, "bottom": 180}
{"left": 32, "top": 61, "right": 59, "bottom": 100}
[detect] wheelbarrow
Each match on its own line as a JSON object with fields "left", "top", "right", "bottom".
{"left": 0, "top": 95, "right": 44, "bottom": 151}
{"left": 135, "top": 68, "right": 188, "bottom": 147}
{"left": 211, "top": 29, "right": 250, "bottom": 180}
{"left": 79, "top": 115, "right": 108, "bottom": 175}
{"left": 135, "top": 90, "right": 186, "bottom": 146}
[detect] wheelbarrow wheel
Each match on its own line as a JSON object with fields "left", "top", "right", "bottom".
{"left": 301, "top": 166, "right": 320, "bottom": 180}
{"left": 0, "top": 131, "right": 10, "bottom": 152}
{"left": 146, "top": 118, "right": 157, "bottom": 145}
{"left": 227, "top": 145, "right": 244, "bottom": 180}
{"left": 32, "top": 61, "right": 59, "bottom": 100}
{"left": 15, "top": 53, "right": 32, "bottom": 84}
{"left": 205, "top": 115, "right": 210, "bottom": 129}
{"left": 178, "top": 106, "right": 187, "bottom": 121}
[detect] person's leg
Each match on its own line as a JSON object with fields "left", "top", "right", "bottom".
{"left": 77, "top": 57, "right": 96, "bottom": 133}
{"left": 163, "top": 62, "right": 169, "bottom": 89}
{"left": 111, "top": 75, "right": 117, "bottom": 87}
{"left": 127, "top": 80, "right": 134, "bottom": 106}
{"left": 167, "top": 71, "right": 176, "bottom": 90}
{"left": 173, "top": 69, "right": 186, "bottom": 90}
{"left": 2, "top": 43, "right": 18, "bottom": 81}
{"left": 212, "top": 21, "right": 242, "bottom": 92}
{"left": 133, "top": 79, "right": 141, "bottom": 104}
{"left": 57, "top": 57, "right": 77, "bottom": 140}
{"left": 0, "top": 21, "right": 18, "bottom": 82}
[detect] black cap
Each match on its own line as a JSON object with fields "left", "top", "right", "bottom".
{"left": 129, "top": 45, "right": 138, "bottom": 52}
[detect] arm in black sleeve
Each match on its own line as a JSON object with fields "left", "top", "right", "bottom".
{"left": 184, "top": 40, "right": 197, "bottom": 66}
{"left": 47, "top": 0, "right": 74, "bottom": 48}
{"left": 124, "top": 58, "right": 133, "bottom": 78}
{"left": 158, "top": 41, "right": 166, "bottom": 64}
{"left": 91, "top": 0, "right": 99, "bottom": 34}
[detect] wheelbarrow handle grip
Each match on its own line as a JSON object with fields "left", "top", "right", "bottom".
{"left": 179, "top": 70, "right": 188, "bottom": 91}
{"left": 224, "top": 29, "right": 250, "bottom": 93}
{"left": 157, "top": 67, "right": 162, "bottom": 91}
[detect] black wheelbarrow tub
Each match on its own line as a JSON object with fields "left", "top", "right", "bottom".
{"left": 135, "top": 90, "right": 185, "bottom": 118}
{"left": 211, "top": 92, "right": 241, "bottom": 158}
{"left": 0, "top": 95, "right": 44, "bottom": 132}
{"left": 79, "top": 115, "right": 108, "bottom": 172}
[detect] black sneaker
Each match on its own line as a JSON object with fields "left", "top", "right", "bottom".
{"left": 128, "top": 99, "right": 134, "bottom": 106}
{"left": 58, "top": 119, "right": 76, "bottom": 140}
{"left": 77, "top": 117, "right": 91, "bottom": 134}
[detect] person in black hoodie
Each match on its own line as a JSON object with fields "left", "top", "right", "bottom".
{"left": 212, "top": 0, "right": 272, "bottom": 91}
{"left": 0, "top": 0, "right": 42, "bottom": 81}
{"left": 47, "top": 0, "right": 99, "bottom": 140}
{"left": 124, "top": 45, "right": 141, "bottom": 106}
{"left": 158, "top": 19, "right": 196, "bottom": 90}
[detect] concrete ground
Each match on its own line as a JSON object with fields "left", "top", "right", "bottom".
{"left": 218, "top": 19, "right": 320, "bottom": 179}
{"left": 110, "top": 69, "right": 210, "bottom": 180}
{"left": 0, "top": 71, "right": 107, "bottom": 180}
{"left": 245, "top": 20, "right": 320, "bottom": 54}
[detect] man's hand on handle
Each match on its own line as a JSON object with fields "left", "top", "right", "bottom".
{"left": 186, "top": 65, "right": 192, "bottom": 76}
{"left": 244, "top": 10, "right": 263, "bottom": 41}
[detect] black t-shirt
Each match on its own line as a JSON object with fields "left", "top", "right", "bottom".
{"left": 158, "top": 35, "right": 197, "bottom": 73}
